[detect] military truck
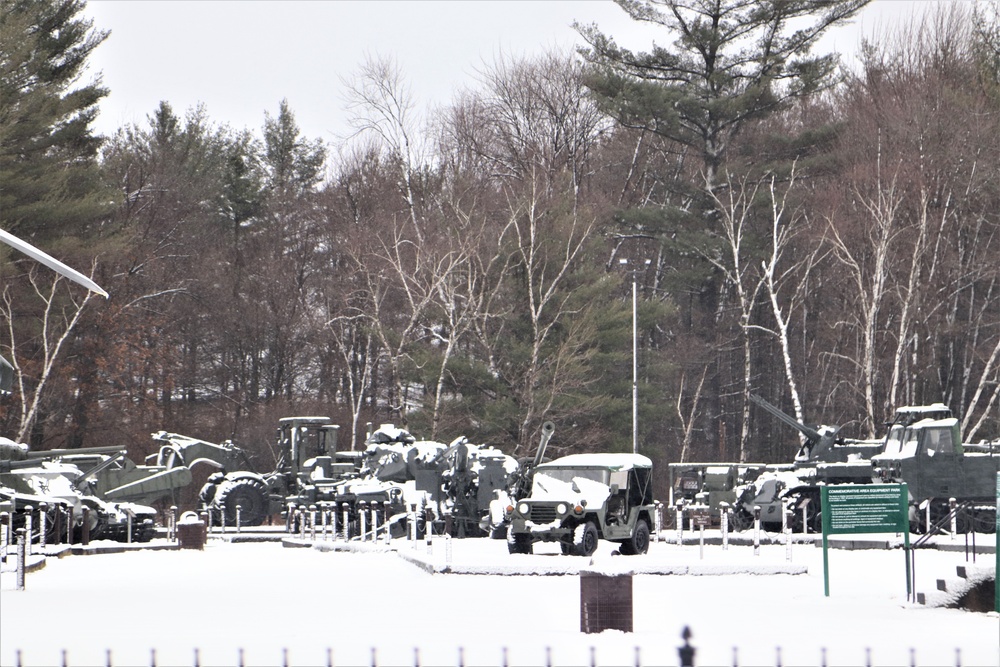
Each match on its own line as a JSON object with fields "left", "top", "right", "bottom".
{"left": 506, "top": 453, "right": 656, "bottom": 556}
{"left": 871, "top": 414, "right": 999, "bottom": 533}
{"left": 199, "top": 416, "right": 356, "bottom": 526}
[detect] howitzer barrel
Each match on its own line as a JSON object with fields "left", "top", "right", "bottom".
{"left": 533, "top": 422, "right": 556, "bottom": 468}
{"left": 74, "top": 451, "right": 127, "bottom": 489}
{"left": 25, "top": 445, "right": 125, "bottom": 459}
{"left": 749, "top": 394, "right": 822, "bottom": 443}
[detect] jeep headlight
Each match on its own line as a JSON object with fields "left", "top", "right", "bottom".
{"left": 517, "top": 502, "right": 530, "bottom": 516}
{"left": 555, "top": 503, "right": 568, "bottom": 515}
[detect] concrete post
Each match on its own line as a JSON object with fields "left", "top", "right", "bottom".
{"left": 359, "top": 501, "right": 368, "bottom": 542}
{"left": 24, "top": 505, "right": 32, "bottom": 556}
{"left": 39, "top": 502, "right": 47, "bottom": 551}
{"left": 236, "top": 505, "right": 242, "bottom": 534}
{"left": 15, "top": 528, "right": 26, "bottom": 590}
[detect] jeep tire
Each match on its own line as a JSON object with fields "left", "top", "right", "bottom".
{"left": 620, "top": 518, "right": 650, "bottom": 555}
{"left": 572, "top": 521, "right": 599, "bottom": 556}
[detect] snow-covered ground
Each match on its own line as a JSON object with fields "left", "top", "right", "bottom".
{"left": 2, "top": 533, "right": 997, "bottom": 667}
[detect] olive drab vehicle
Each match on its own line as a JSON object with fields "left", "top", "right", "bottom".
{"left": 0, "top": 438, "right": 158, "bottom": 543}
{"left": 871, "top": 413, "right": 999, "bottom": 533}
{"left": 199, "top": 417, "right": 356, "bottom": 526}
{"left": 728, "top": 394, "right": 886, "bottom": 532}
{"left": 506, "top": 453, "right": 657, "bottom": 556}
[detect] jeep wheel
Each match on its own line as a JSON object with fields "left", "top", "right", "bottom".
{"left": 620, "top": 519, "right": 650, "bottom": 555}
{"left": 572, "top": 521, "right": 599, "bottom": 557}
{"left": 507, "top": 532, "right": 533, "bottom": 554}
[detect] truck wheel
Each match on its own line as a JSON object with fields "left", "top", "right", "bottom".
{"left": 215, "top": 478, "right": 269, "bottom": 527}
{"left": 572, "top": 522, "right": 598, "bottom": 557}
{"left": 620, "top": 519, "right": 650, "bottom": 555}
{"left": 507, "top": 532, "right": 532, "bottom": 554}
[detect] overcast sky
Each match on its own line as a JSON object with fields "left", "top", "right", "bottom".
{"left": 82, "top": 0, "right": 930, "bottom": 144}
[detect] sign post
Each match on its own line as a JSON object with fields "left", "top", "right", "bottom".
{"left": 995, "top": 473, "right": 999, "bottom": 613}
{"left": 821, "top": 484, "right": 909, "bottom": 597}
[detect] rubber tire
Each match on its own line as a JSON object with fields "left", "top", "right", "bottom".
{"left": 572, "top": 522, "right": 599, "bottom": 557}
{"left": 620, "top": 519, "right": 650, "bottom": 555}
{"left": 507, "top": 532, "right": 533, "bottom": 554}
{"left": 215, "top": 477, "right": 269, "bottom": 527}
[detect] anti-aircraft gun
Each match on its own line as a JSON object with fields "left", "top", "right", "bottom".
{"left": 729, "top": 395, "right": 884, "bottom": 532}
{"left": 330, "top": 424, "right": 519, "bottom": 539}
{"left": 486, "top": 421, "right": 555, "bottom": 538}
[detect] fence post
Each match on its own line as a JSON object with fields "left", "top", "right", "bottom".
{"left": 654, "top": 501, "right": 662, "bottom": 542}
{"left": 753, "top": 505, "right": 761, "bottom": 557}
{"left": 39, "top": 502, "right": 47, "bottom": 551}
{"left": 309, "top": 505, "right": 317, "bottom": 541}
{"left": 0, "top": 511, "right": 8, "bottom": 557}
{"left": 359, "top": 501, "right": 368, "bottom": 542}
{"left": 236, "top": 505, "right": 242, "bottom": 534}
{"left": 678, "top": 627, "right": 695, "bottom": 667}
{"left": 170, "top": 506, "right": 178, "bottom": 541}
{"left": 675, "top": 504, "right": 684, "bottom": 544}
{"left": 82, "top": 506, "right": 90, "bottom": 546}
{"left": 949, "top": 498, "right": 957, "bottom": 539}
{"left": 24, "top": 505, "right": 33, "bottom": 556}
{"left": 342, "top": 502, "right": 350, "bottom": 541}
{"left": 720, "top": 502, "right": 730, "bottom": 550}
{"left": 15, "top": 528, "right": 26, "bottom": 590}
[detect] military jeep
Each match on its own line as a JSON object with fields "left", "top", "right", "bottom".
{"left": 506, "top": 453, "right": 655, "bottom": 556}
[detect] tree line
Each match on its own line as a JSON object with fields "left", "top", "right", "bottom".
{"left": 2, "top": 0, "right": 998, "bottom": 488}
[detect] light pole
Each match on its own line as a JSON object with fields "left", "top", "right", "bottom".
{"left": 619, "top": 258, "right": 650, "bottom": 455}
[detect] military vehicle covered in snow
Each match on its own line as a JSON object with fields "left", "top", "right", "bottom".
{"left": 199, "top": 416, "right": 355, "bottom": 526}
{"left": 727, "top": 395, "right": 887, "bottom": 531}
{"left": 0, "top": 438, "right": 157, "bottom": 543}
{"left": 871, "top": 413, "right": 999, "bottom": 533}
{"left": 197, "top": 418, "right": 519, "bottom": 536}
{"left": 506, "top": 453, "right": 656, "bottom": 556}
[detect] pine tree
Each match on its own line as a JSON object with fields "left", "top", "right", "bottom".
{"left": 0, "top": 0, "right": 110, "bottom": 240}
{"left": 577, "top": 0, "right": 868, "bottom": 197}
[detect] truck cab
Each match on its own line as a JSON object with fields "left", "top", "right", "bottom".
{"left": 506, "top": 453, "right": 655, "bottom": 556}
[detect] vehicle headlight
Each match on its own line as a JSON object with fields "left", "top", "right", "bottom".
{"left": 556, "top": 503, "right": 568, "bottom": 515}
{"left": 517, "top": 502, "right": 530, "bottom": 516}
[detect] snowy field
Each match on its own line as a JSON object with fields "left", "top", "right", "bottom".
{"left": 2, "top": 534, "right": 997, "bottom": 667}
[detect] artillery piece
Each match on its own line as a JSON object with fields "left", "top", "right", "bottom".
{"left": 0, "top": 438, "right": 157, "bottom": 543}
{"left": 728, "top": 395, "right": 883, "bottom": 532}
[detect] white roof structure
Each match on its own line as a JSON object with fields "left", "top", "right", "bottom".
{"left": 538, "top": 453, "right": 652, "bottom": 470}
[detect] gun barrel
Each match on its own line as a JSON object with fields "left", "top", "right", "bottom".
{"left": 749, "top": 394, "right": 822, "bottom": 442}
{"left": 25, "top": 445, "right": 126, "bottom": 459}
{"left": 532, "top": 421, "right": 556, "bottom": 468}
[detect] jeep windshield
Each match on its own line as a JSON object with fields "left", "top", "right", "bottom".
{"left": 530, "top": 467, "right": 613, "bottom": 503}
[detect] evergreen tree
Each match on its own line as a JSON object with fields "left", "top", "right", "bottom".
{"left": 577, "top": 0, "right": 869, "bottom": 196}
{"left": 0, "top": 0, "right": 110, "bottom": 239}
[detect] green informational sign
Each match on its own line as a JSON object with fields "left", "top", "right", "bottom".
{"left": 821, "top": 484, "right": 910, "bottom": 597}
{"left": 822, "top": 485, "right": 909, "bottom": 535}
